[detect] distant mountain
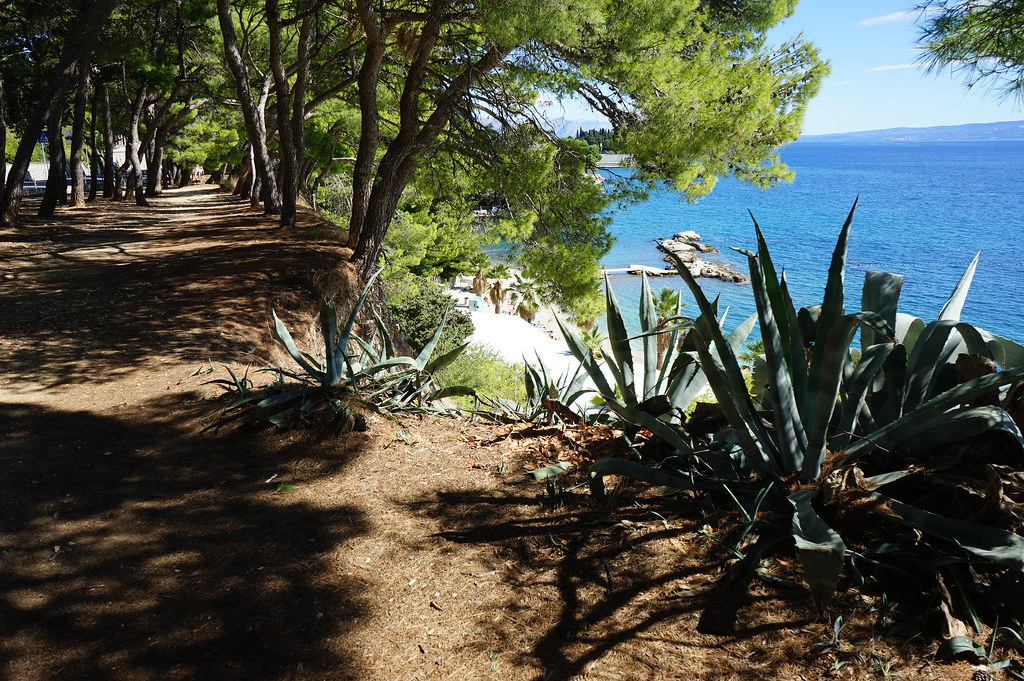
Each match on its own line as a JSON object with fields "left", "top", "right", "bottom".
{"left": 800, "top": 120, "right": 1024, "bottom": 143}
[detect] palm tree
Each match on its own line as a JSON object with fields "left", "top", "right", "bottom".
{"left": 579, "top": 325, "right": 607, "bottom": 360}
{"left": 509, "top": 273, "right": 541, "bottom": 323}
{"left": 489, "top": 278, "right": 505, "bottom": 313}
{"left": 653, "top": 287, "right": 685, "bottom": 370}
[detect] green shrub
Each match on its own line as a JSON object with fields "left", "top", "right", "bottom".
{"left": 387, "top": 280, "right": 474, "bottom": 357}
{"left": 436, "top": 343, "right": 526, "bottom": 407}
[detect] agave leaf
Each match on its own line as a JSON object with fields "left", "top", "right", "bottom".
{"left": 861, "top": 271, "right": 903, "bottom": 349}
{"left": 937, "top": 636, "right": 987, "bottom": 662}
{"left": 895, "top": 313, "right": 926, "bottom": 350}
{"left": 556, "top": 314, "right": 617, "bottom": 399}
{"left": 789, "top": 489, "right": 846, "bottom": 610}
{"left": 813, "top": 200, "right": 856, "bottom": 363}
{"left": 425, "top": 341, "right": 469, "bottom": 374}
{"left": 804, "top": 313, "right": 886, "bottom": 481}
{"left": 321, "top": 301, "right": 343, "bottom": 386}
{"left": 870, "top": 491, "right": 1024, "bottom": 572}
{"left": 880, "top": 405, "right": 1024, "bottom": 459}
{"left": 372, "top": 311, "right": 396, "bottom": 360}
{"left": 667, "top": 250, "right": 777, "bottom": 476}
{"left": 530, "top": 461, "right": 572, "bottom": 480}
{"left": 845, "top": 365, "right": 1024, "bottom": 460}
{"left": 337, "top": 267, "right": 384, "bottom": 366}
{"left": 990, "top": 333, "right": 1024, "bottom": 369}
{"left": 589, "top": 457, "right": 718, "bottom": 500}
{"left": 424, "top": 385, "right": 476, "bottom": 402}
{"left": 833, "top": 342, "right": 896, "bottom": 451}
{"left": 415, "top": 306, "right": 451, "bottom": 371}
{"left": 604, "top": 274, "right": 637, "bottom": 405}
{"left": 938, "top": 252, "right": 980, "bottom": 322}
{"left": 780, "top": 274, "right": 809, "bottom": 401}
{"left": 744, "top": 242, "right": 807, "bottom": 474}
{"left": 903, "top": 320, "right": 994, "bottom": 412}
{"left": 353, "top": 335, "right": 381, "bottom": 365}
{"left": 750, "top": 217, "right": 800, "bottom": 374}
{"left": 271, "top": 309, "right": 326, "bottom": 383}
{"left": 638, "top": 273, "right": 659, "bottom": 399}
{"left": 353, "top": 356, "right": 418, "bottom": 377}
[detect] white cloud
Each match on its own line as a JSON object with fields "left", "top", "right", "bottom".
{"left": 867, "top": 64, "right": 916, "bottom": 72}
{"left": 858, "top": 10, "right": 917, "bottom": 27}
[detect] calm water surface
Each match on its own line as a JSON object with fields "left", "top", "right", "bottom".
{"left": 601, "top": 140, "right": 1024, "bottom": 340}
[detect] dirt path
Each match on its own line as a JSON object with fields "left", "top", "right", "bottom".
{"left": 0, "top": 188, "right": 971, "bottom": 681}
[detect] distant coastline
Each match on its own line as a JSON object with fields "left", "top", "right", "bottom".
{"left": 799, "top": 120, "right": 1024, "bottom": 143}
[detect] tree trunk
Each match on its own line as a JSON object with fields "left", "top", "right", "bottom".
{"left": 87, "top": 85, "right": 99, "bottom": 202}
{"left": 347, "top": 1, "right": 387, "bottom": 255}
{"left": 346, "top": 2, "right": 510, "bottom": 276}
{"left": 69, "top": 57, "right": 90, "bottom": 207}
{"left": 126, "top": 85, "right": 148, "bottom": 207}
{"left": 39, "top": 108, "right": 68, "bottom": 217}
{"left": 0, "top": 0, "right": 118, "bottom": 224}
{"left": 217, "top": 0, "right": 281, "bottom": 215}
{"left": 100, "top": 82, "right": 114, "bottom": 198}
{"left": 266, "top": 0, "right": 314, "bottom": 228}
{"left": 0, "top": 72, "right": 6, "bottom": 193}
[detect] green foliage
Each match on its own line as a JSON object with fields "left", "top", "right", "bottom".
{"left": 386, "top": 279, "right": 474, "bottom": 358}
{"left": 165, "top": 108, "right": 243, "bottom": 170}
{"left": 574, "top": 128, "right": 618, "bottom": 152}
{"left": 917, "top": 0, "right": 1024, "bottom": 99}
{"left": 584, "top": 204, "right": 1024, "bottom": 626}
{"left": 435, "top": 343, "right": 526, "bottom": 408}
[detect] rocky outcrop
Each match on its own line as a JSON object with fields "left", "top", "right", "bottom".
{"left": 656, "top": 231, "right": 747, "bottom": 284}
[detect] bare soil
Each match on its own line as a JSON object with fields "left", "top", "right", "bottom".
{"left": 0, "top": 186, "right": 984, "bottom": 680}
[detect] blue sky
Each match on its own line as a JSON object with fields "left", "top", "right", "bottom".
{"left": 777, "top": 0, "right": 1023, "bottom": 135}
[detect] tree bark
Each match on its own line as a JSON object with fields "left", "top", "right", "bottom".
{"left": 99, "top": 81, "right": 114, "bottom": 198}
{"left": 69, "top": 57, "right": 90, "bottom": 206}
{"left": 217, "top": 0, "right": 281, "bottom": 215}
{"left": 349, "top": 25, "right": 511, "bottom": 275}
{"left": 1, "top": 0, "right": 119, "bottom": 224}
{"left": 126, "top": 84, "right": 149, "bottom": 207}
{"left": 40, "top": 108, "right": 68, "bottom": 217}
{"left": 0, "top": 72, "right": 6, "bottom": 193}
{"left": 87, "top": 85, "right": 99, "bottom": 202}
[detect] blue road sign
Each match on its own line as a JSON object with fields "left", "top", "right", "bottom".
{"left": 37, "top": 131, "right": 48, "bottom": 143}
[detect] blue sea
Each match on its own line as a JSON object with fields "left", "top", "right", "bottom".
{"left": 601, "top": 140, "right": 1024, "bottom": 341}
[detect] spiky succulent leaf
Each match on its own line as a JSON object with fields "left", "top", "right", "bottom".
{"left": 790, "top": 490, "right": 846, "bottom": 610}
{"left": 603, "top": 274, "right": 637, "bottom": 406}
{"left": 271, "top": 309, "right": 326, "bottom": 384}
{"left": 870, "top": 491, "right": 1024, "bottom": 572}
{"left": 938, "top": 252, "right": 980, "bottom": 322}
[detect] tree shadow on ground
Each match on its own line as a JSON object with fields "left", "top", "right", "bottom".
{"left": 0, "top": 186, "right": 352, "bottom": 390}
{"left": 0, "top": 395, "right": 371, "bottom": 681}
{"left": 405, "top": 487, "right": 813, "bottom": 681}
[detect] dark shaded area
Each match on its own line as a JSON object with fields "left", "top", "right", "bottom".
{"left": 0, "top": 186, "right": 350, "bottom": 389}
{"left": 0, "top": 397, "right": 370, "bottom": 681}
{"left": 411, "top": 487, "right": 811, "bottom": 681}
{"left": 1, "top": 186, "right": 368, "bottom": 680}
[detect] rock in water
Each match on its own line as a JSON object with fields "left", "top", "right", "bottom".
{"left": 656, "top": 231, "right": 747, "bottom": 284}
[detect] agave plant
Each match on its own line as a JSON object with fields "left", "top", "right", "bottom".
{"left": 480, "top": 352, "right": 590, "bottom": 425}
{"left": 236, "top": 269, "right": 471, "bottom": 427}
{"left": 589, "top": 203, "right": 1024, "bottom": 626}
{"left": 556, "top": 272, "right": 755, "bottom": 457}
